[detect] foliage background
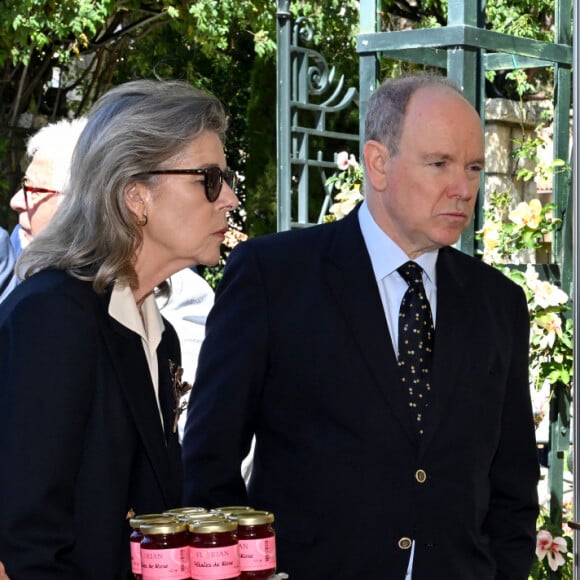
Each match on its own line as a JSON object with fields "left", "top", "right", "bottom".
{"left": 0, "top": 0, "right": 558, "bottom": 236}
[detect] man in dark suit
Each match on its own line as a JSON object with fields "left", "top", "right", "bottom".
{"left": 182, "top": 74, "right": 540, "bottom": 579}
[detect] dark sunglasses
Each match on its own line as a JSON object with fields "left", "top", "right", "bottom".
{"left": 134, "top": 167, "right": 236, "bottom": 203}
{"left": 21, "top": 180, "right": 60, "bottom": 209}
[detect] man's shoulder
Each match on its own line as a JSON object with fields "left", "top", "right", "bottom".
{"left": 439, "top": 246, "right": 524, "bottom": 293}
{"left": 234, "top": 215, "right": 354, "bottom": 261}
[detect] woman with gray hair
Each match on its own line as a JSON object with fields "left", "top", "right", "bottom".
{"left": 0, "top": 79, "right": 238, "bottom": 579}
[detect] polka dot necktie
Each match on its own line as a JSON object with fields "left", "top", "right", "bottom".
{"left": 397, "top": 261, "right": 434, "bottom": 436}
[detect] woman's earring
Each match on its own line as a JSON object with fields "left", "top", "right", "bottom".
{"left": 136, "top": 214, "right": 148, "bottom": 226}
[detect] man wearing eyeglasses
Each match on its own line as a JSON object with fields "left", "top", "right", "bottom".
{"left": 10, "top": 118, "right": 88, "bottom": 249}
{"left": 0, "top": 118, "right": 87, "bottom": 304}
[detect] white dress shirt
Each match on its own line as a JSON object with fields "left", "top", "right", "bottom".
{"left": 358, "top": 200, "right": 438, "bottom": 350}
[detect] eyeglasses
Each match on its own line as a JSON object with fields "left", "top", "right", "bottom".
{"left": 21, "top": 180, "right": 60, "bottom": 209}
{"left": 133, "top": 167, "right": 237, "bottom": 203}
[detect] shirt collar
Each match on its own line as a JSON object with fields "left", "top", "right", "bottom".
{"left": 358, "top": 200, "right": 438, "bottom": 285}
{"left": 108, "top": 281, "right": 164, "bottom": 342}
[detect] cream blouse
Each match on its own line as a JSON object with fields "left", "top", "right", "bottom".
{"left": 108, "top": 282, "right": 165, "bottom": 423}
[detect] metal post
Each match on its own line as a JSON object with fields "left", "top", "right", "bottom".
{"left": 446, "top": 0, "right": 483, "bottom": 256}
{"left": 276, "top": 0, "right": 292, "bottom": 232}
{"left": 546, "top": 2, "right": 573, "bottom": 565}
{"left": 572, "top": 0, "right": 579, "bottom": 576}
{"left": 358, "top": 0, "right": 380, "bottom": 155}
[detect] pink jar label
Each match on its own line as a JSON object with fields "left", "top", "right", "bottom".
{"left": 239, "top": 537, "right": 277, "bottom": 571}
{"left": 131, "top": 541, "right": 142, "bottom": 574}
{"left": 141, "top": 547, "right": 190, "bottom": 579}
{"left": 190, "top": 544, "right": 240, "bottom": 579}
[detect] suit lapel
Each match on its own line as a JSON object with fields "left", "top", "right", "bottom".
{"left": 322, "top": 210, "right": 418, "bottom": 446}
{"left": 419, "top": 247, "right": 474, "bottom": 452}
{"left": 97, "top": 292, "right": 177, "bottom": 506}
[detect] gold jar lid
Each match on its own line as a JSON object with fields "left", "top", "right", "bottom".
{"left": 230, "top": 510, "right": 275, "bottom": 526}
{"left": 213, "top": 505, "right": 253, "bottom": 515}
{"left": 129, "top": 514, "right": 175, "bottom": 530}
{"left": 163, "top": 506, "right": 207, "bottom": 515}
{"left": 189, "top": 519, "right": 238, "bottom": 534}
{"left": 176, "top": 512, "right": 226, "bottom": 524}
{"left": 212, "top": 505, "right": 249, "bottom": 514}
{"left": 141, "top": 521, "right": 188, "bottom": 535}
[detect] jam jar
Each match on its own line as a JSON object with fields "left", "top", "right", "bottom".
{"left": 232, "top": 511, "right": 276, "bottom": 578}
{"left": 141, "top": 520, "right": 190, "bottom": 580}
{"left": 189, "top": 519, "right": 240, "bottom": 580}
{"left": 130, "top": 515, "right": 176, "bottom": 580}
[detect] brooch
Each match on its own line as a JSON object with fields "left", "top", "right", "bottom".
{"left": 169, "top": 360, "right": 193, "bottom": 433}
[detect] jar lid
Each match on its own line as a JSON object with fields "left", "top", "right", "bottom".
{"left": 129, "top": 514, "right": 175, "bottom": 529}
{"left": 141, "top": 521, "right": 188, "bottom": 535}
{"left": 230, "top": 510, "right": 275, "bottom": 525}
{"left": 189, "top": 519, "right": 238, "bottom": 534}
{"left": 181, "top": 512, "right": 226, "bottom": 523}
{"left": 214, "top": 505, "right": 252, "bottom": 513}
{"left": 163, "top": 506, "right": 207, "bottom": 515}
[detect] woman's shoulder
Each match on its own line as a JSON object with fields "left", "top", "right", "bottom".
{"left": 0, "top": 269, "right": 100, "bottom": 322}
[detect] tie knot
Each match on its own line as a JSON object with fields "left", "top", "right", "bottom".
{"left": 397, "top": 261, "right": 424, "bottom": 287}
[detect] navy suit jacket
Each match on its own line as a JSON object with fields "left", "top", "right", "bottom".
{"left": 183, "top": 208, "right": 539, "bottom": 579}
{"left": 0, "top": 270, "right": 183, "bottom": 579}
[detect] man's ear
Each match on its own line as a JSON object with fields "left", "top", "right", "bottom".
{"left": 363, "top": 140, "right": 389, "bottom": 191}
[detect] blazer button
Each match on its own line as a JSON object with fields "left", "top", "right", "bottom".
{"left": 398, "top": 537, "right": 412, "bottom": 550}
{"left": 415, "top": 469, "right": 427, "bottom": 483}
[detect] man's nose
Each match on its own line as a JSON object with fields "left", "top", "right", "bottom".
{"left": 10, "top": 188, "right": 26, "bottom": 212}
{"left": 449, "top": 170, "right": 477, "bottom": 200}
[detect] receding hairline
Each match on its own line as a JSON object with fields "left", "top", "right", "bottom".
{"left": 409, "top": 81, "right": 473, "bottom": 105}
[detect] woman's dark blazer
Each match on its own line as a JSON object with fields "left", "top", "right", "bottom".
{"left": 0, "top": 269, "right": 183, "bottom": 579}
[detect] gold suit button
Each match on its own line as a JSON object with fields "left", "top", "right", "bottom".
{"left": 415, "top": 469, "right": 427, "bottom": 483}
{"left": 398, "top": 537, "right": 412, "bottom": 550}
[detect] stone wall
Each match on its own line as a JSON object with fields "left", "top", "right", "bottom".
{"left": 484, "top": 97, "right": 553, "bottom": 205}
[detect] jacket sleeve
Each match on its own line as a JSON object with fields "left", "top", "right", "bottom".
{"left": 182, "top": 241, "right": 268, "bottom": 507}
{"left": 0, "top": 287, "right": 99, "bottom": 578}
{"left": 486, "top": 284, "right": 540, "bottom": 579}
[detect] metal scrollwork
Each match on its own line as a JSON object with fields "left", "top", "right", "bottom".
{"left": 294, "top": 16, "right": 313, "bottom": 45}
{"left": 277, "top": 9, "right": 359, "bottom": 231}
{"left": 292, "top": 18, "right": 352, "bottom": 101}
{"left": 306, "top": 52, "right": 330, "bottom": 96}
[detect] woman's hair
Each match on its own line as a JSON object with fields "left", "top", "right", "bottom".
{"left": 364, "top": 73, "right": 463, "bottom": 156}
{"left": 19, "top": 79, "right": 227, "bottom": 293}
